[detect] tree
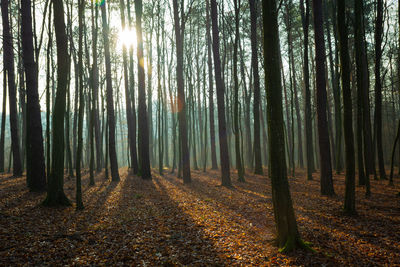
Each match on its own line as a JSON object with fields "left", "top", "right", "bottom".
{"left": 337, "top": 0, "right": 355, "bottom": 214}
{"left": 374, "top": 0, "right": 386, "bottom": 180}
{"left": 21, "top": 0, "right": 47, "bottom": 191}
{"left": 119, "top": 0, "right": 137, "bottom": 175}
{"left": 43, "top": 0, "right": 71, "bottom": 206}
{"left": 262, "top": 0, "right": 308, "bottom": 252}
{"left": 75, "top": 0, "right": 85, "bottom": 210}
{"left": 354, "top": 0, "right": 371, "bottom": 196}
{"left": 126, "top": 0, "right": 139, "bottom": 174}
{"left": 100, "top": 0, "right": 120, "bottom": 182}
{"left": 135, "top": 0, "right": 151, "bottom": 180}
{"left": 249, "top": 0, "right": 263, "bottom": 176}
{"left": 0, "top": 71, "right": 6, "bottom": 173}
{"left": 233, "top": 0, "right": 244, "bottom": 181}
{"left": 312, "top": 0, "right": 335, "bottom": 196}
{"left": 206, "top": 0, "right": 218, "bottom": 170}
{"left": 1, "top": 0, "right": 23, "bottom": 177}
{"left": 172, "top": 0, "right": 191, "bottom": 183}
{"left": 210, "top": 0, "right": 231, "bottom": 187}
{"left": 300, "top": 0, "right": 313, "bottom": 180}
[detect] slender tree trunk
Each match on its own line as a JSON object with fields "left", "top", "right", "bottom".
{"left": 312, "top": 0, "right": 335, "bottom": 196}
{"left": 126, "top": 0, "right": 139, "bottom": 174}
{"left": 374, "top": 0, "right": 386, "bottom": 180}
{"left": 0, "top": 71, "right": 7, "bottom": 173}
{"left": 210, "top": 0, "right": 231, "bottom": 187}
{"left": 172, "top": 0, "right": 191, "bottom": 183}
{"left": 43, "top": 0, "right": 71, "bottom": 206}
{"left": 355, "top": 0, "right": 371, "bottom": 196}
{"left": 262, "top": 0, "right": 307, "bottom": 252}
{"left": 21, "top": 0, "right": 47, "bottom": 191}
{"left": 233, "top": 0, "right": 244, "bottom": 181}
{"left": 249, "top": 0, "right": 263, "bottom": 175}
{"left": 1, "top": 0, "right": 22, "bottom": 177}
{"left": 300, "top": 0, "right": 313, "bottom": 180}
{"left": 75, "top": 0, "right": 84, "bottom": 210}
{"left": 337, "top": 0, "right": 356, "bottom": 214}
{"left": 100, "top": 1, "right": 119, "bottom": 182}
{"left": 135, "top": 0, "right": 151, "bottom": 179}
{"left": 206, "top": 0, "right": 218, "bottom": 170}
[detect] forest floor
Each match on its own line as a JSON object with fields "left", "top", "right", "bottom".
{"left": 0, "top": 167, "right": 400, "bottom": 266}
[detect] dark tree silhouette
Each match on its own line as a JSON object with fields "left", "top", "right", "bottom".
{"left": 100, "top": 0, "right": 120, "bottom": 182}
{"left": 135, "top": 0, "right": 151, "bottom": 180}
{"left": 21, "top": 0, "right": 46, "bottom": 191}
{"left": 210, "top": 0, "right": 231, "bottom": 187}
{"left": 43, "top": 0, "right": 71, "bottom": 206}
{"left": 1, "top": 0, "right": 22, "bottom": 177}
{"left": 312, "top": 0, "right": 335, "bottom": 196}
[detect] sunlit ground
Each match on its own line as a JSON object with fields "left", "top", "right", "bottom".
{"left": 0, "top": 167, "right": 399, "bottom": 266}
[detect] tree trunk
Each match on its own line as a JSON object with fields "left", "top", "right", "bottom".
{"left": 43, "top": 0, "right": 71, "bottom": 206}
{"left": 21, "top": 0, "right": 46, "bottom": 191}
{"left": 210, "top": 0, "right": 231, "bottom": 187}
{"left": 206, "top": 0, "right": 218, "bottom": 170}
{"left": 172, "top": 0, "right": 191, "bottom": 183}
{"left": 300, "top": 0, "right": 313, "bottom": 180}
{"left": 1, "top": 0, "right": 22, "bottom": 177}
{"left": 0, "top": 71, "right": 7, "bottom": 173}
{"left": 250, "top": 0, "right": 263, "bottom": 175}
{"left": 135, "top": 0, "right": 151, "bottom": 179}
{"left": 337, "top": 0, "right": 356, "bottom": 214}
{"left": 262, "top": 0, "right": 307, "bottom": 252}
{"left": 100, "top": 1, "right": 120, "bottom": 182}
{"left": 312, "top": 0, "right": 335, "bottom": 196}
{"left": 233, "top": 0, "right": 244, "bottom": 182}
{"left": 374, "top": 0, "right": 386, "bottom": 180}
{"left": 354, "top": 0, "right": 371, "bottom": 196}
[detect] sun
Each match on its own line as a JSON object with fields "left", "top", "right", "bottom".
{"left": 118, "top": 29, "right": 136, "bottom": 49}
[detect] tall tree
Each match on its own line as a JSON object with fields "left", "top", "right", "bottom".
{"left": 300, "top": 0, "right": 313, "bottom": 180}
{"left": 119, "top": 0, "right": 137, "bottom": 175}
{"left": 337, "top": 0, "right": 355, "bottom": 214}
{"left": 354, "top": 0, "right": 371, "bottom": 196}
{"left": 312, "top": 0, "right": 335, "bottom": 196}
{"left": 1, "top": 0, "right": 23, "bottom": 177}
{"left": 135, "top": 0, "right": 151, "bottom": 179}
{"left": 206, "top": 0, "right": 218, "bottom": 170}
{"left": 126, "top": 0, "right": 139, "bottom": 174}
{"left": 374, "top": 0, "right": 386, "bottom": 180}
{"left": 75, "top": 0, "right": 84, "bottom": 210}
{"left": 100, "top": 0, "right": 120, "bottom": 182}
{"left": 172, "top": 0, "right": 191, "bottom": 183}
{"left": 249, "top": 0, "right": 263, "bottom": 175}
{"left": 210, "top": 0, "right": 231, "bottom": 187}
{"left": 0, "top": 71, "right": 6, "bottom": 173}
{"left": 233, "top": 0, "right": 244, "bottom": 181}
{"left": 262, "top": 0, "right": 308, "bottom": 252}
{"left": 21, "top": 0, "right": 46, "bottom": 191}
{"left": 43, "top": 0, "right": 71, "bottom": 206}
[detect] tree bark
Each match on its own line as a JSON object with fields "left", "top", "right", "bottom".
{"left": 312, "top": 0, "right": 335, "bottom": 196}
{"left": 374, "top": 0, "right": 386, "bottom": 180}
{"left": 262, "top": 0, "right": 306, "bottom": 252}
{"left": 337, "top": 0, "right": 356, "bottom": 214}
{"left": 43, "top": 0, "right": 71, "bottom": 206}
{"left": 1, "top": 0, "right": 22, "bottom": 177}
{"left": 21, "top": 0, "right": 46, "bottom": 191}
{"left": 135, "top": 0, "right": 151, "bottom": 179}
{"left": 100, "top": 1, "right": 120, "bottom": 182}
{"left": 210, "top": 0, "right": 231, "bottom": 187}
{"left": 206, "top": 0, "right": 218, "bottom": 170}
{"left": 250, "top": 0, "right": 263, "bottom": 175}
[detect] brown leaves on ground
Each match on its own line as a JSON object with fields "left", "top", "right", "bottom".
{"left": 0, "top": 168, "right": 399, "bottom": 266}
